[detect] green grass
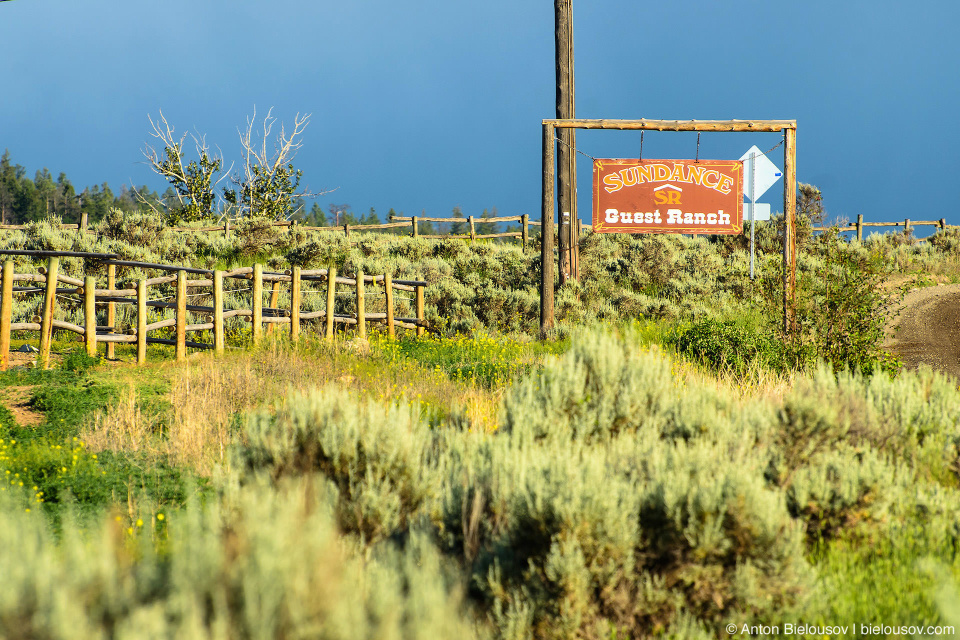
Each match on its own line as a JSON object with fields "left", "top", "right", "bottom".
{"left": 803, "top": 527, "right": 960, "bottom": 632}
{"left": 0, "top": 352, "right": 197, "bottom": 521}
{"left": 369, "top": 330, "right": 569, "bottom": 389}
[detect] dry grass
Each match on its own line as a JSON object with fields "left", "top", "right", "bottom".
{"left": 83, "top": 332, "right": 508, "bottom": 474}
{"left": 83, "top": 382, "right": 163, "bottom": 461}
{"left": 669, "top": 348, "right": 798, "bottom": 405}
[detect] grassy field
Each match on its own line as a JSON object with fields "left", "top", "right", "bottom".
{"left": 2, "top": 213, "right": 960, "bottom": 638}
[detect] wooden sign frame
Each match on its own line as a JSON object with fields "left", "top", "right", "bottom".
{"left": 540, "top": 118, "right": 797, "bottom": 336}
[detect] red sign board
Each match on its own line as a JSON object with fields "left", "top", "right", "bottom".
{"left": 592, "top": 159, "right": 743, "bottom": 234}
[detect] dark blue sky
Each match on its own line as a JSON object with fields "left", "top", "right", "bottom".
{"left": 2, "top": 0, "right": 957, "bottom": 225}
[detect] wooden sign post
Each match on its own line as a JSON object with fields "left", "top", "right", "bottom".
{"left": 540, "top": 118, "right": 797, "bottom": 336}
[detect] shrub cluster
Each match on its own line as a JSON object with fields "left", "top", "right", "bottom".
{"left": 4, "top": 328, "right": 960, "bottom": 637}
{"left": 0, "top": 209, "right": 938, "bottom": 377}
{"left": 234, "top": 329, "right": 960, "bottom": 637}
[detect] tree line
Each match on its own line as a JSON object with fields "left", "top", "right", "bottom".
{"left": 0, "top": 149, "right": 514, "bottom": 236}
{"left": 0, "top": 149, "right": 166, "bottom": 225}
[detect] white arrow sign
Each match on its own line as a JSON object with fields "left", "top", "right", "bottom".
{"left": 739, "top": 145, "right": 782, "bottom": 200}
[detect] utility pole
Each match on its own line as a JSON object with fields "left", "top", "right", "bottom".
{"left": 555, "top": 0, "right": 577, "bottom": 283}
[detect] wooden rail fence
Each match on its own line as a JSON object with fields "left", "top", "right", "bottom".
{"left": 812, "top": 215, "right": 949, "bottom": 241}
{"left": 0, "top": 214, "right": 558, "bottom": 252}
{"left": 0, "top": 253, "right": 427, "bottom": 370}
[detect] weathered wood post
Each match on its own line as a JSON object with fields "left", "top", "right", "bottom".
{"left": 266, "top": 279, "right": 280, "bottom": 336}
{"left": 106, "top": 264, "right": 116, "bottom": 360}
{"left": 176, "top": 270, "right": 187, "bottom": 362}
{"left": 384, "top": 272, "right": 395, "bottom": 339}
{"left": 416, "top": 284, "right": 425, "bottom": 337}
{"left": 0, "top": 260, "right": 13, "bottom": 371}
{"left": 251, "top": 263, "right": 263, "bottom": 345}
{"left": 540, "top": 123, "right": 556, "bottom": 336}
{"left": 290, "top": 266, "right": 301, "bottom": 342}
{"left": 325, "top": 266, "right": 337, "bottom": 341}
{"left": 136, "top": 279, "right": 147, "bottom": 363}
{"left": 344, "top": 223, "right": 350, "bottom": 237}
{"left": 856, "top": 214, "right": 863, "bottom": 242}
{"left": 79, "top": 212, "right": 88, "bottom": 237}
{"left": 356, "top": 269, "right": 366, "bottom": 340}
{"left": 84, "top": 276, "right": 97, "bottom": 357}
{"left": 469, "top": 216, "right": 476, "bottom": 242}
{"left": 412, "top": 216, "right": 419, "bottom": 238}
{"left": 904, "top": 218, "right": 911, "bottom": 236}
{"left": 555, "top": 0, "right": 577, "bottom": 284}
{"left": 521, "top": 214, "right": 529, "bottom": 252}
{"left": 940, "top": 218, "right": 947, "bottom": 232}
{"left": 213, "top": 270, "right": 224, "bottom": 354}
{"left": 783, "top": 125, "right": 798, "bottom": 335}
{"left": 39, "top": 257, "right": 59, "bottom": 369}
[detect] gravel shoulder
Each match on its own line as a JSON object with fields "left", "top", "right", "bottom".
{"left": 884, "top": 283, "right": 960, "bottom": 379}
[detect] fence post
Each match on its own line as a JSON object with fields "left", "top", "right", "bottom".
{"left": 213, "top": 270, "right": 224, "bottom": 354}
{"left": 384, "top": 272, "right": 395, "bottom": 339}
{"left": 0, "top": 260, "right": 12, "bottom": 371}
{"left": 416, "top": 284, "right": 424, "bottom": 337}
{"left": 106, "top": 264, "right": 116, "bottom": 360}
{"left": 84, "top": 276, "right": 97, "bottom": 357}
{"left": 412, "top": 216, "right": 419, "bottom": 238}
{"left": 266, "top": 279, "right": 280, "bottom": 336}
{"left": 325, "top": 266, "right": 337, "bottom": 341}
{"left": 357, "top": 268, "right": 366, "bottom": 340}
{"left": 176, "top": 270, "right": 186, "bottom": 362}
{"left": 521, "top": 214, "right": 529, "bottom": 252}
{"left": 290, "top": 266, "right": 301, "bottom": 342}
{"left": 224, "top": 217, "right": 230, "bottom": 237}
{"left": 856, "top": 214, "right": 863, "bottom": 242}
{"left": 39, "top": 257, "right": 59, "bottom": 370}
{"left": 79, "top": 212, "right": 88, "bottom": 236}
{"left": 344, "top": 223, "right": 350, "bottom": 237}
{"left": 137, "top": 279, "right": 147, "bottom": 364}
{"left": 252, "top": 263, "right": 263, "bottom": 345}
{"left": 904, "top": 218, "right": 911, "bottom": 236}
{"left": 469, "top": 216, "right": 476, "bottom": 242}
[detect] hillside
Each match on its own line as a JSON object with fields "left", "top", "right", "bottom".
{"left": 2, "top": 216, "right": 960, "bottom": 638}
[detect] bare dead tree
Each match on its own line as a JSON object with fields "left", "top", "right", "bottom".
{"left": 225, "top": 107, "right": 335, "bottom": 220}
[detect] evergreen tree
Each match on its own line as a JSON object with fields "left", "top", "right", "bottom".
{"left": 80, "top": 183, "right": 115, "bottom": 223}
{"left": 476, "top": 207, "right": 499, "bottom": 236}
{"left": 450, "top": 205, "right": 466, "bottom": 235}
{"left": 56, "top": 173, "right": 80, "bottom": 222}
{"left": 301, "top": 202, "right": 327, "bottom": 226}
{"left": 0, "top": 151, "right": 21, "bottom": 224}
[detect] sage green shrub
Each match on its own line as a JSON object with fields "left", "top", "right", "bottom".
{"left": 442, "top": 329, "right": 811, "bottom": 639}
{"left": 97, "top": 208, "right": 168, "bottom": 249}
{"left": 501, "top": 330, "right": 675, "bottom": 443}
{"left": 240, "top": 385, "right": 443, "bottom": 545}
{"left": 0, "top": 478, "right": 484, "bottom": 640}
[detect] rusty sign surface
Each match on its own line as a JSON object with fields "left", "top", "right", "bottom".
{"left": 592, "top": 159, "right": 743, "bottom": 234}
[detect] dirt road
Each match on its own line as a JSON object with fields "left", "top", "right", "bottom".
{"left": 885, "top": 283, "right": 960, "bottom": 379}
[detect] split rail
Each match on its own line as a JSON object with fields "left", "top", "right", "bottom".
{"left": 0, "top": 214, "right": 545, "bottom": 251}
{"left": 0, "top": 254, "right": 427, "bottom": 370}
{"left": 811, "top": 215, "right": 949, "bottom": 241}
